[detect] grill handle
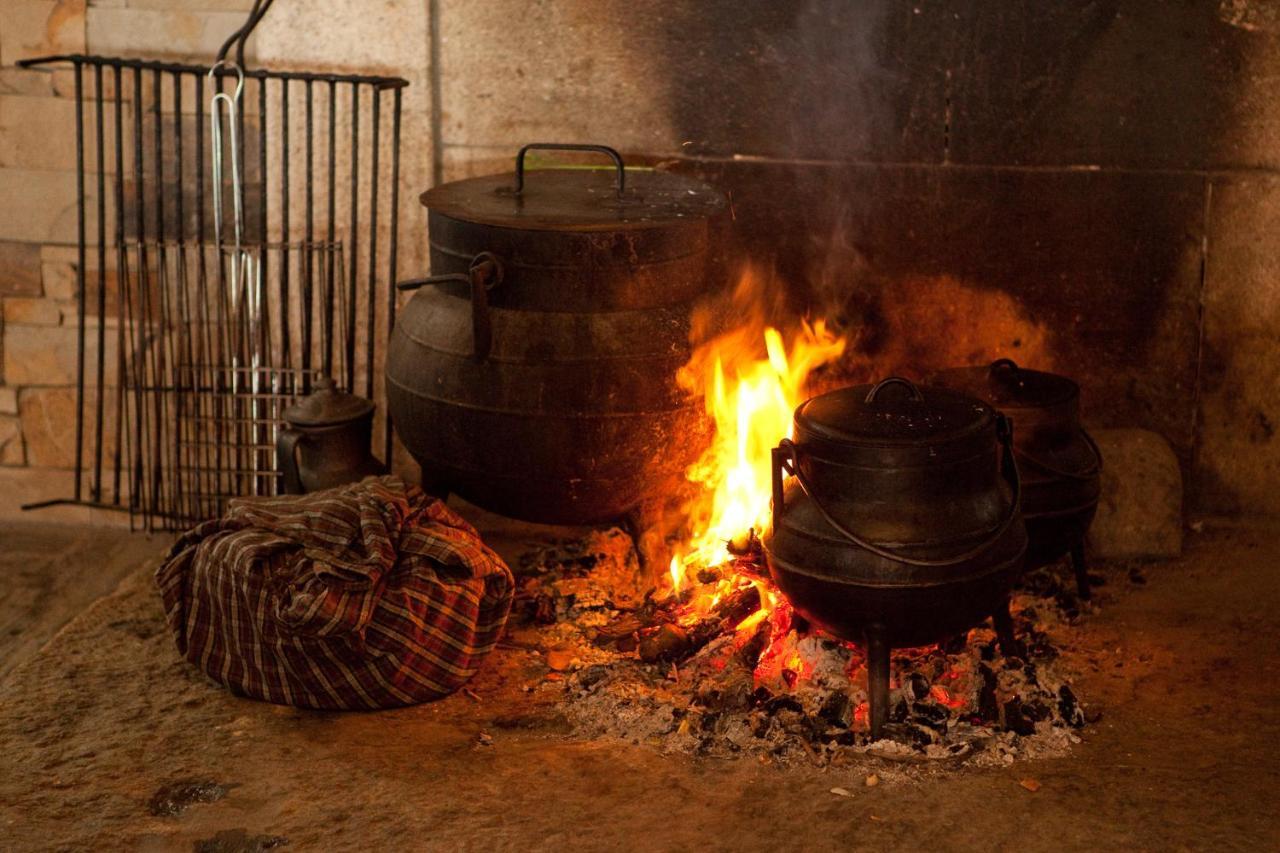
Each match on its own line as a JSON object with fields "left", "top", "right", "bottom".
{"left": 396, "top": 252, "right": 504, "bottom": 361}
{"left": 771, "top": 415, "right": 1021, "bottom": 568}
{"left": 513, "top": 143, "right": 626, "bottom": 199}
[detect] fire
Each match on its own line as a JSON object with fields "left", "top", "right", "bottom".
{"left": 668, "top": 267, "right": 846, "bottom": 605}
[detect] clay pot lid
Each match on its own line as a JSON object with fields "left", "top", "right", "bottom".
{"left": 419, "top": 145, "right": 725, "bottom": 232}
{"left": 795, "top": 377, "right": 994, "bottom": 446}
{"left": 283, "top": 376, "right": 374, "bottom": 427}
{"left": 932, "top": 359, "right": 1079, "bottom": 409}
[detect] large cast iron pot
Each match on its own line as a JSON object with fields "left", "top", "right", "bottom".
{"left": 932, "top": 359, "right": 1102, "bottom": 599}
{"left": 387, "top": 144, "right": 725, "bottom": 525}
{"left": 763, "top": 377, "right": 1027, "bottom": 737}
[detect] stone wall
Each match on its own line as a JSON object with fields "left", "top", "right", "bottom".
{"left": 3, "top": 0, "right": 1280, "bottom": 522}
{"left": 0, "top": 0, "right": 430, "bottom": 524}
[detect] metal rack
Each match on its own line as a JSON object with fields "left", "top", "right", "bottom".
{"left": 19, "top": 1, "right": 407, "bottom": 530}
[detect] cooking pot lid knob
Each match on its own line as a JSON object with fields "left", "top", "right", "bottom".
{"left": 990, "top": 358, "right": 1020, "bottom": 374}
{"left": 864, "top": 376, "right": 924, "bottom": 404}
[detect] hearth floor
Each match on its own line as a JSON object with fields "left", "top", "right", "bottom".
{"left": 0, "top": 514, "right": 1276, "bottom": 851}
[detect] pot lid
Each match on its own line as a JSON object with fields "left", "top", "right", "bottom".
{"left": 283, "top": 376, "right": 374, "bottom": 427}
{"left": 795, "top": 377, "right": 994, "bottom": 446}
{"left": 932, "top": 359, "right": 1078, "bottom": 409}
{"left": 419, "top": 143, "right": 725, "bottom": 232}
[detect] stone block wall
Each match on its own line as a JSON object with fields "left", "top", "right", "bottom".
{"left": 3, "top": 0, "right": 1280, "bottom": 523}
{"left": 0, "top": 0, "right": 430, "bottom": 524}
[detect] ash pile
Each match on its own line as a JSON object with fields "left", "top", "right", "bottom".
{"left": 506, "top": 532, "right": 1098, "bottom": 768}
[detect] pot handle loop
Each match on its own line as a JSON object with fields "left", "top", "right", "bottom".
{"left": 989, "top": 358, "right": 1020, "bottom": 374}
{"left": 771, "top": 442, "right": 796, "bottom": 533}
{"left": 276, "top": 427, "right": 307, "bottom": 495}
{"left": 513, "top": 143, "right": 626, "bottom": 199}
{"left": 864, "top": 376, "right": 924, "bottom": 403}
{"left": 395, "top": 252, "right": 504, "bottom": 361}
{"left": 773, "top": 421, "right": 1022, "bottom": 568}
{"left": 1014, "top": 427, "right": 1104, "bottom": 480}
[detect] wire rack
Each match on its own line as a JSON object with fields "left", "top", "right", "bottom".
{"left": 20, "top": 7, "right": 407, "bottom": 530}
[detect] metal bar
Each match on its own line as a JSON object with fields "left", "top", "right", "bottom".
{"left": 195, "top": 71, "right": 215, "bottom": 522}
{"left": 325, "top": 80, "right": 336, "bottom": 380}
{"left": 153, "top": 68, "right": 175, "bottom": 523}
{"left": 365, "top": 88, "right": 380, "bottom": 400}
{"left": 173, "top": 69, "right": 195, "bottom": 523}
{"left": 346, "top": 82, "right": 360, "bottom": 392}
{"left": 19, "top": 54, "right": 410, "bottom": 89}
{"left": 256, "top": 74, "right": 271, "bottom": 493}
{"left": 384, "top": 87, "right": 402, "bottom": 467}
{"left": 72, "top": 61, "right": 86, "bottom": 502}
{"left": 92, "top": 64, "right": 107, "bottom": 502}
{"left": 130, "top": 66, "right": 148, "bottom": 525}
{"left": 280, "top": 78, "right": 291, "bottom": 370}
{"left": 111, "top": 64, "right": 126, "bottom": 506}
{"left": 302, "top": 79, "right": 314, "bottom": 389}
{"left": 211, "top": 70, "right": 229, "bottom": 510}
{"left": 149, "top": 69, "right": 170, "bottom": 525}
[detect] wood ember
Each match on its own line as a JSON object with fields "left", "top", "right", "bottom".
{"left": 503, "top": 526, "right": 1099, "bottom": 774}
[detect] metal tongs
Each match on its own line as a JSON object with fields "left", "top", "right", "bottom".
{"left": 209, "top": 60, "right": 269, "bottom": 488}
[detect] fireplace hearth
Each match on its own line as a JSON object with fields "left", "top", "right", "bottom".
{"left": 491, "top": 522, "right": 1108, "bottom": 771}
{"left": 4, "top": 2, "right": 1279, "bottom": 849}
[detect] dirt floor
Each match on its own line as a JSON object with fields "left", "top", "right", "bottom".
{"left": 1, "top": 515, "right": 1278, "bottom": 852}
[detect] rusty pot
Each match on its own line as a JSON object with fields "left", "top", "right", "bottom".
{"left": 386, "top": 144, "right": 726, "bottom": 525}
{"left": 932, "top": 359, "right": 1102, "bottom": 599}
{"left": 763, "top": 377, "right": 1027, "bottom": 737}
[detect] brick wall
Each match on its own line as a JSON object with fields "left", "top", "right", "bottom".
{"left": 0, "top": 0, "right": 430, "bottom": 524}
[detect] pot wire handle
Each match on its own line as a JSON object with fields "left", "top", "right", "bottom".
{"left": 513, "top": 143, "right": 626, "bottom": 199}
{"left": 1013, "top": 428, "right": 1103, "bottom": 481}
{"left": 864, "top": 376, "right": 924, "bottom": 403}
{"left": 774, "top": 421, "right": 1022, "bottom": 568}
{"left": 985, "top": 359, "right": 1103, "bottom": 480}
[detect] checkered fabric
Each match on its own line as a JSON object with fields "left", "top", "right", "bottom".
{"left": 155, "top": 476, "right": 513, "bottom": 709}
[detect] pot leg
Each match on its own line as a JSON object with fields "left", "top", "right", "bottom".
{"left": 1071, "top": 540, "right": 1091, "bottom": 601}
{"left": 865, "top": 625, "right": 890, "bottom": 741}
{"left": 623, "top": 499, "right": 671, "bottom": 580}
{"left": 993, "top": 599, "right": 1026, "bottom": 659}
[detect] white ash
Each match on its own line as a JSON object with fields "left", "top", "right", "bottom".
{"left": 507, "top": 532, "right": 1096, "bottom": 773}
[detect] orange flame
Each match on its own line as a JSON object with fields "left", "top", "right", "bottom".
{"left": 669, "top": 267, "right": 846, "bottom": 595}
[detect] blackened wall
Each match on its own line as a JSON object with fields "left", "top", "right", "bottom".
{"left": 434, "top": 0, "right": 1280, "bottom": 514}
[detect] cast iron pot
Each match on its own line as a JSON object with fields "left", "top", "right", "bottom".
{"left": 386, "top": 144, "right": 725, "bottom": 526}
{"left": 932, "top": 359, "right": 1102, "bottom": 599}
{"left": 763, "top": 377, "right": 1027, "bottom": 738}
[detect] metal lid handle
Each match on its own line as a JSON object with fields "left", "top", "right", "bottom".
{"left": 513, "top": 143, "right": 626, "bottom": 199}
{"left": 990, "top": 358, "right": 1020, "bottom": 373}
{"left": 864, "top": 376, "right": 924, "bottom": 403}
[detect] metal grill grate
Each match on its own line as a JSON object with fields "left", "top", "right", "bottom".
{"left": 19, "top": 42, "right": 407, "bottom": 530}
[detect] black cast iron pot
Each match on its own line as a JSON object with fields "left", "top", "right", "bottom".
{"left": 763, "top": 377, "right": 1028, "bottom": 738}
{"left": 387, "top": 144, "right": 726, "bottom": 526}
{"left": 932, "top": 359, "right": 1102, "bottom": 599}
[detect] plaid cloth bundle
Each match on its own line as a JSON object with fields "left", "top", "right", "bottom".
{"left": 155, "top": 476, "right": 513, "bottom": 709}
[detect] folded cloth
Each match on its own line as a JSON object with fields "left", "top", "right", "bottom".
{"left": 155, "top": 475, "right": 513, "bottom": 709}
